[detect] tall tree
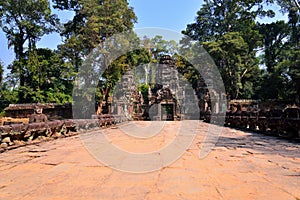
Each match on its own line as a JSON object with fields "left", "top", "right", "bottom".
{"left": 202, "top": 32, "right": 260, "bottom": 99}
{"left": 284, "top": 0, "right": 300, "bottom": 104}
{"left": 0, "top": 60, "right": 3, "bottom": 84}
{"left": 182, "top": 0, "right": 268, "bottom": 99}
{"left": 260, "top": 0, "right": 300, "bottom": 104}
{"left": 54, "top": 0, "right": 137, "bottom": 113}
{"left": 182, "top": 0, "right": 273, "bottom": 43}
{"left": 54, "top": 0, "right": 137, "bottom": 71}
{"left": 257, "top": 21, "right": 291, "bottom": 100}
{"left": 259, "top": 21, "right": 289, "bottom": 73}
{"left": 0, "top": 0, "right": 58, "bottom": 102}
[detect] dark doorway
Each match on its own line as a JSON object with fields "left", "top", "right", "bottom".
{"left": 161, "top": 104, "right": 174, "bottom": 121}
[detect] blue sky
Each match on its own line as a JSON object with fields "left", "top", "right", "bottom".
{"left": 0, "top": 0, "right": 287, "bottom": 69}
{"left": 129, "top": 0, "right": 202, "bottom": 31}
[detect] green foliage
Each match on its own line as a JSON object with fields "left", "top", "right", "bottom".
{"left": 182, "top": 0, "right": 299, "bottom": 103}
{"left": 0, "top": 0, "right": 58, "bottom": 52}
{"left": 7, "top": 48, "right": 73, "bottom": 104}
{"left": 54, "top": 0, "right": 138, "bottom": 110}
{"left": 56, "top": 0, "right": 137, "bottom": 71}
{"left": 257, "top": 3, "right": 300, "bottom": 102}
{"left": 0, "top": 0, "right": 59, "bottom": 103}
{"left": 182, "top": 0, "right": 273, "bottom": 43}
{"left": 0, "top": 0, "right": 138, "bottom": 110}
{"left": 0, "top": 82, "right": 19, "bottom": 111}
{"left": 258, "top": 21, "right": 290, "bottom": 72}
{"left": 186, "top": 31, "right": 259, "bottom": 99}
{"left": 182, "top": 0, "right": 265, "bottom": 99}
{"left": 173, "top": 54, "right": 200, "bottom": 89}
{"left": 138, "top": 84, "right": 149, "bottom": 103}
{"left": 0, "top": 0, "right": 299, "bottom": 111}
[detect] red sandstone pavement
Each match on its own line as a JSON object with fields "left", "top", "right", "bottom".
{"left": 0, "top": 121, "right": 299, "bottom": 200}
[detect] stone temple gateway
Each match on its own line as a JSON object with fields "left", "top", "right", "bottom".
{"left": 113, "top": 55, "right": 226, "bottom": 121}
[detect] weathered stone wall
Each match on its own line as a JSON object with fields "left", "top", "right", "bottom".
{"left": 4, "top": 103, "right": 73, "bottom": 120}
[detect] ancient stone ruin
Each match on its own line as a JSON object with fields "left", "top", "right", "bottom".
{"left": 4, "top": 103, "right": 72, "bottom": 119}
{"left": 111, "top": 54, "right": 226, "bottom": 121}
{"left": 2, "top": 55, "right": 227, "bottom": 123}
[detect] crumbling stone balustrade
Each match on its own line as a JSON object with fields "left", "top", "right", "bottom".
{"left": 0, "top": 114, "right": 127, "bottom": 152}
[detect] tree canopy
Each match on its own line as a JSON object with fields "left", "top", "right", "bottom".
{"left": 0, "top": 0, "right": 299, "bottom": 114}
{"left": 0, "top": 0, "right": 138, "bottom": 107}
{"left": 182, "top": 0, "right": 300, "bottom": 103}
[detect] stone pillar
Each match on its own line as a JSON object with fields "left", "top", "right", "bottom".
{"left": 157, "top": 104, "right": 161, "bottom": 121}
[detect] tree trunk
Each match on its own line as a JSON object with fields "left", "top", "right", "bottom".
{"left": 296, "top": 79, "right": 300, "bottom": 106}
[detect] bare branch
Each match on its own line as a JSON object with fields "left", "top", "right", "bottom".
{"left": 292, "top": 0, "right": 300, "bottom": 11}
